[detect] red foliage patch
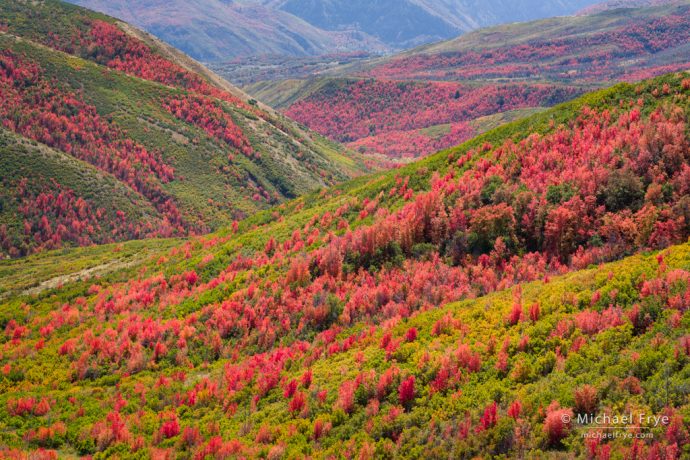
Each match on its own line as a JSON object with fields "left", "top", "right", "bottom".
{"left": 0, "top": 51, "right": 189, "bottom": 254}
{"left": 366, "top": 11, "right": 690, "bottom": 83}
{"left": 163, "top": 95, "right": 254, "bottom": 158}
{"left": 398, "top": 376, "right": 415, "bottom": 407}
{"left": 286, "top": 80, "right": 579, "bottom": 158}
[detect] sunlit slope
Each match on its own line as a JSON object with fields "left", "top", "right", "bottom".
{"left": 0, "top": 72, "right": 689, "bottom": 457}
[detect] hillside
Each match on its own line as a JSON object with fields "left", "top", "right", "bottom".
{"left": 0, "top": 0, "right": 369, "bottom": 258}
{"left": 578, "top": 0, "right": 683, "bottom": 14}
{"left": 357, "top": 1, "right": 690, "bottom": 82}
{"left": 246, "top": 75, "right": 582, "bottom": 159}
{"left": 283, "top": 79, "right": 580, "bottom": 159}
{"left": 1, "top": 71, "right": 689, "bottom": 458}
{"left": 245, "top": 2, "right": 690, "bottom": 159}
{"left": 0, "top": 129, "right": 166, "bottom": 258}
{"left": 65, "top": 0, "right": 606, "bottom": 62}
{"left": 270, "top": 0, "right": 460, "bottom": 50}
{"left": 64, "top": 0, "right": 389, "bottom": 62}
{"left": 276, "top": 0, "right": 602, "bottom": 46}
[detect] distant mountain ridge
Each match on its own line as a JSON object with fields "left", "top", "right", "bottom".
{"left": 65, "top": 0, "right": 605, "bottom": 61}
{"left": 64, "top": 0, "right": 390, "bottom": 62}
{"left": 242, "top": 2, "right": 690, "bottom": 160}
{"left": 577, "top": 0, "right": 682, "bottom": 14}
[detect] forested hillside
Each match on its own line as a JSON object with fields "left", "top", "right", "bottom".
{"left": 0, "top": 0, "right": 368, "bottom": 258}
{"left": 246, "top": 2, "right": 690, "bottom": 159}
{"left": 282, "top": 79, "right": 578, "bottom": 158}
{"left": 1, "top": 70, "right": 689, "bottom": 458}
{"left": 361, "top": 2, "right": 690, "bottom": 82}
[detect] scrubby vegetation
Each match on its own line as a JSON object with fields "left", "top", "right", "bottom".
{"left": 0, "top": 0, "right": 369, "bottom": 258}
{"left": 365, "top": 3, "right": 690, "bottom": 83}
{"left": 0, "top": 69, "right": 689, "bottom": 458}
{"left": 0, "top": 128, "right": 171, "bottom": 258}
{"left": 285, "top": 80, "right": 579, "bottom": 158}
{"left": 251, "top": 3, "right": 690, "bottom": 160}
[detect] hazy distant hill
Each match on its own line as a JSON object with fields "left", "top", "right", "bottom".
{"left": 243, "top": 2, "right": 690, "bottom": 159}
{"left": 353, "top": 1, "right": 690, "bottom": 82}
{"left": 66, "top": 0, "right": 605, "bottom": 61}
{"left": 276, "top": 0, "right": 605, "bottom": 42}
{"left": 577, "top": 0, "right": 682, "bottom": 14}
{"left": 65, "top": 0, "right": 390, "bottom": 61}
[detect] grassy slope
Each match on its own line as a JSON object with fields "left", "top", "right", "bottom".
{"left": 0, "top": 71, "right": 688, "bottom": 457}
{"left": 469, "top": 107, "right": 549, "bottom": 134}
{"left": 243, "top": 79, "right": 338, "bottom": 111}
{"left": 0, "top": 0, "right": 370, "bottom": 247}
{"left": 347, "top": 1, "right": 690, "bottom": 79}
{"left": 0, "top": 128, "right": 162, "bottom": 241}
{"left": 0, "top": 239, "right": 180, "bottom": 301}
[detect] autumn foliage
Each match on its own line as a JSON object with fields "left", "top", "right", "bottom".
{"left": 366, "top": 9, "right": 690, "bottom": 83}
{"left": 2, "top": 1, "right": 690, "bottom": 456}
{"left": 163, "top": 94, "right": 254, "bottom": 158}
{"left": 1, "top": 73, "right": 689, "bottom": 457}
{"left": 286, "top": 80, "right": 579, "bottom": 158}
{"left": 0, "top": 50, "right": 188, "bottom": 255}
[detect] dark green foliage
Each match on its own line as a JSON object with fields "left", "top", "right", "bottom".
{"left": 546, "top": 183, "right": 577, "bottom": 205}
{"left": 599, "top": 169, "right": 645, "bottom": 211}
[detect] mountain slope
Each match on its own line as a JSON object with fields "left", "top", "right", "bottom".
{"left": 274, "top": 0, "right": 460, "bottom": 49}
{"left": 357, "top": 1, "right": 690, "bottom": 82}
{"left": 413, "top": 0, "right": 605, "bottom": 28}
{"left": 65, "top": 0, "right": 607, "bottom": 61}
{"left": 0, "top": 0, "right": 369, "bottom": 257}
{"left": 281, "top": 78, "right": 581, "bottom": 158}
{"left": 578, "top": 0, "right": 683, "bottom": 14}
{"left": 244, "top": 2, "right": 690, "bottom": 159}
{"left": 0, "top": 71, "right": 689, "bottom": 457}
{"left": 65, "top": 0, "right": 389, "bottom": 62}
{"left": 0, "top": 129, "right": 165, "bottom": 258}
{"left": 277, "top": 0, "right": 603, "bottom": 43}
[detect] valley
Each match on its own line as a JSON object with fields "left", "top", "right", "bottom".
{"left": 244, "top": 2, "right": 690, "bottom": 159}
{"left": 0, "top": 1, "right": 689, "bottom": 459}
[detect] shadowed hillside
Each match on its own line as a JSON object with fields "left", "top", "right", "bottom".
{"left": 0, "top": 0, "right": 370, "bottom": 258}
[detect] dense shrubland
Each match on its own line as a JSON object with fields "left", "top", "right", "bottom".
{"left": 366, "top": 6, "right": 690, "bottom": 83}
{"left": 0, "top": 51, "right": 185, "bottom": 234}
{"left": 285, "top": 80, "right": 579, "bottom": 158}
{"left": 0, "top": 0, "right": 367, "bottom": 258}
{"left": 0, "top": 72, "right": 689, "bottom": 458}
